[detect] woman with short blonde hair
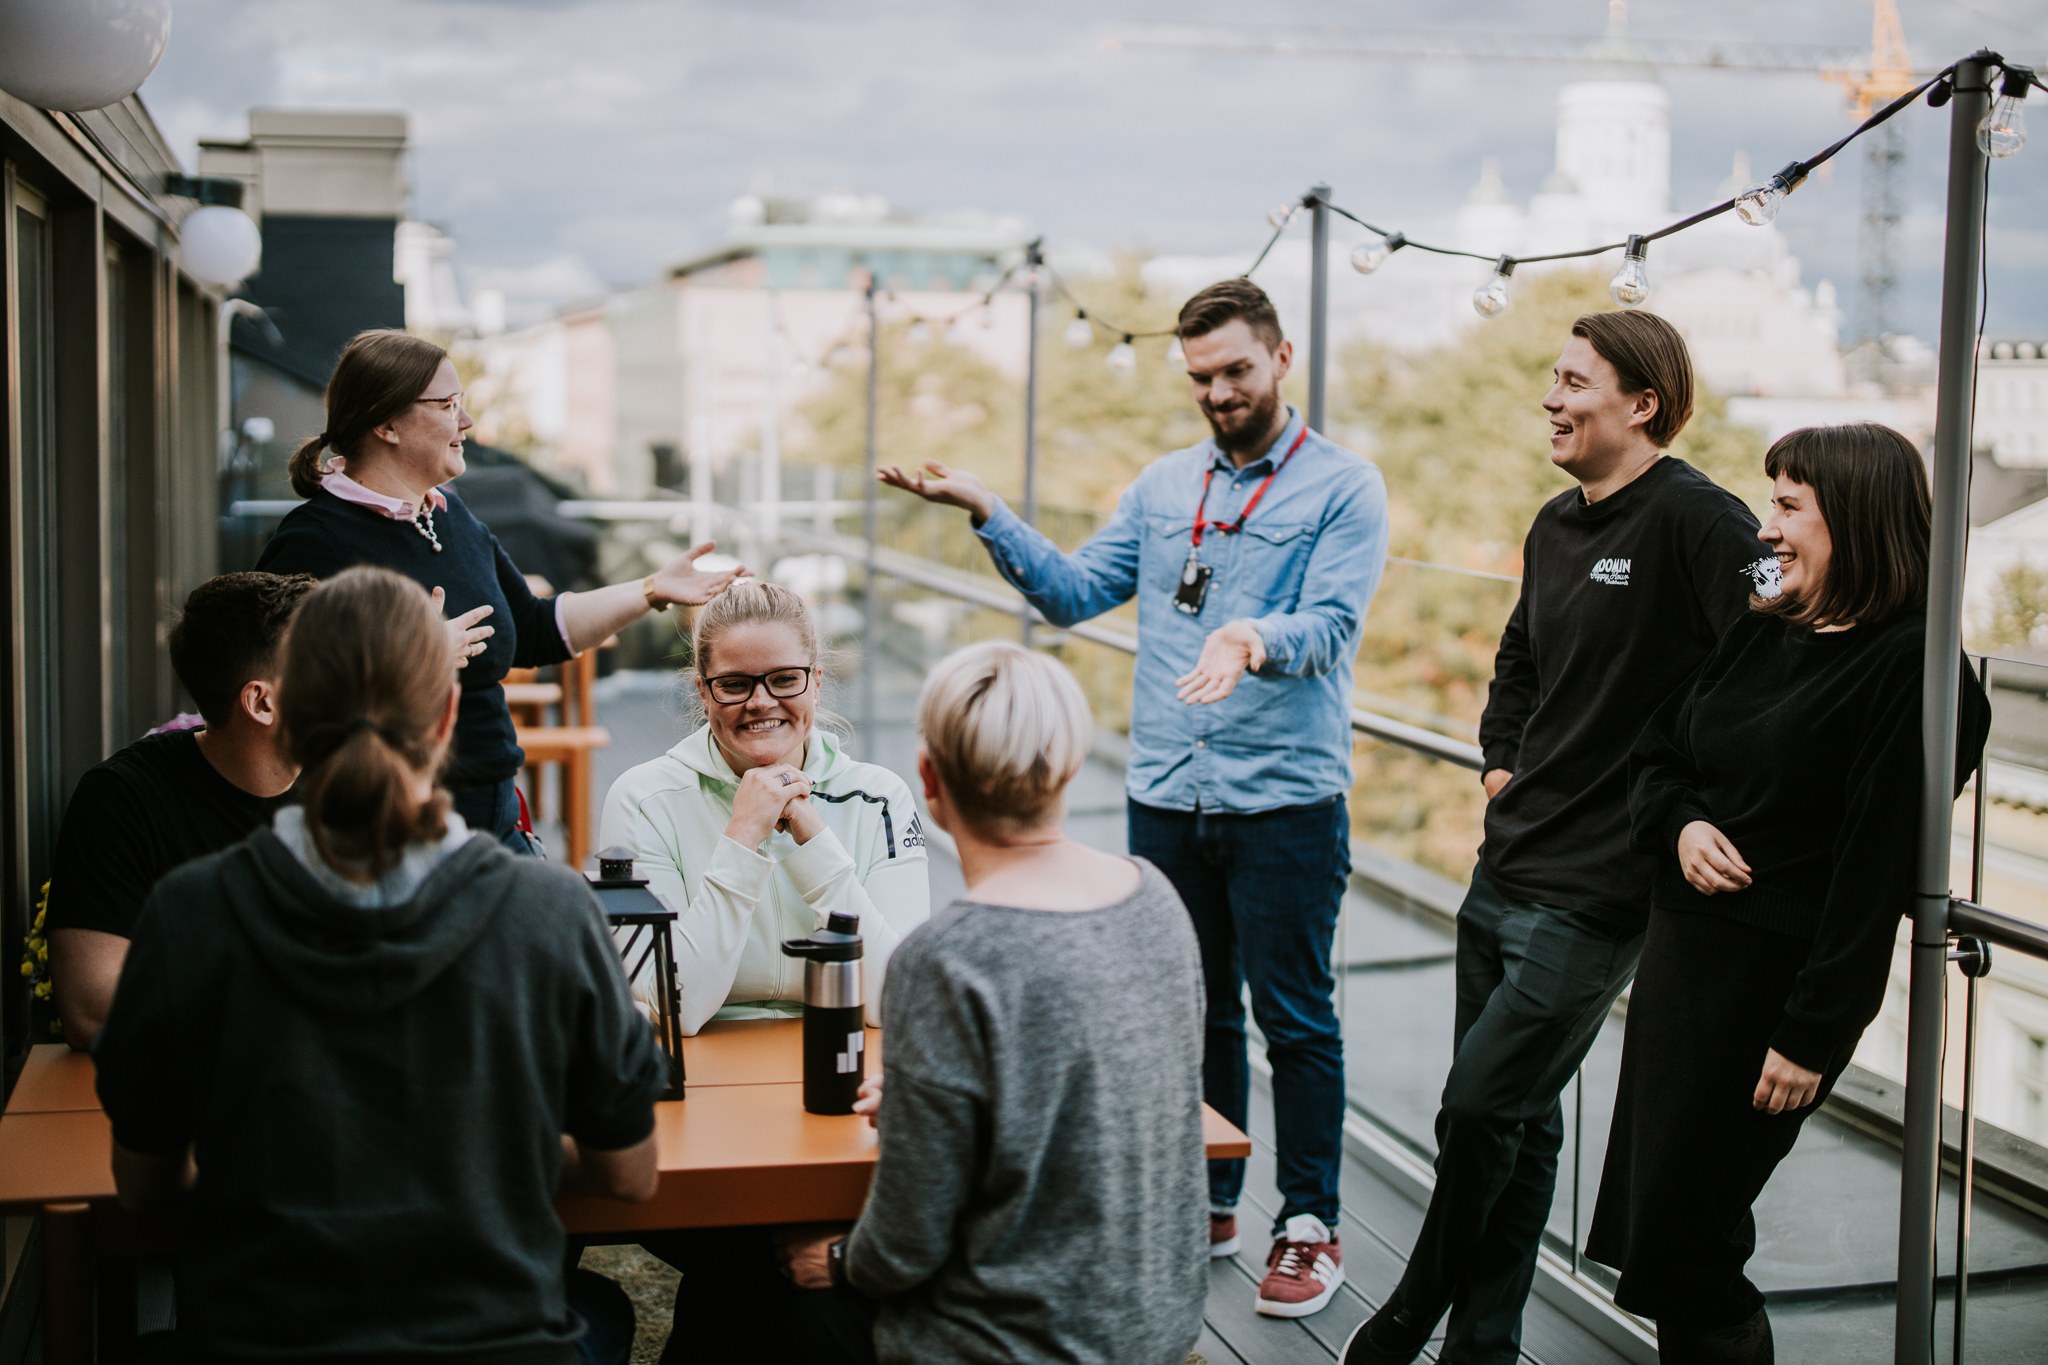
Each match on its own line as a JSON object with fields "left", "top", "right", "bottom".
{"left": 781, "top": 641, "right": 1210, "bottom": 1365}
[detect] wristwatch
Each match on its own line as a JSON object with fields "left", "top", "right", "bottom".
{"left": 827, "top": 1236, "right": 849, "bottom": 1289}
{"left": 642, "top": 575, "right": 667, "bottom": 613}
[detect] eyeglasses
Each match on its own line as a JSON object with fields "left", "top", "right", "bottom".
{"left": 704, "top": 667, "right": 815, "bottom": 705}
{"left": 415, "top": 391, "right": 465, "bottom": 413}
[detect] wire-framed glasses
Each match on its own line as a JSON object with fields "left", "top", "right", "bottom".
{"left": 415, "top": 391, "right": 465, "bottom": 413}
{"left": 703, "top": 667, "right": 814, "bottom": 705}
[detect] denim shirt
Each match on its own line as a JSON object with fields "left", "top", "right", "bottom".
{"left": 974, "top": 408, "right": 1389, "bottom": 814}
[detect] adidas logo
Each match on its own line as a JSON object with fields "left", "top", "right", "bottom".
{"left": 1589, "top": 556, "right": 1631, "bottom": 587}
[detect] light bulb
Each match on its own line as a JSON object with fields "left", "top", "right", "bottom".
{"left": 1472, "top": 256, "right": 1515, "bottom": 318}
{"left": 1349, "top": 231, "right": 1406, "bottom": 275}
{"left": 1734, "top": 161, "right": 1804, "bottom": 227}
{"left": 1166, "top": 337, "right": 1186, "bottom": 369}
{"left": 1980, "top": 86, "right": 2028, "bottom": 158}
{"left": 1267, "top": 202, "right": 1298, "bottom": 230}
{"left": 1106, "top": 337, "right": 1137, "bottom": 374}
{"left": 907, "top": 321, "right": 932, "bottom": 347}
{"left": 1064, "top": 314, "right": 1094, "bottom": 349}
{"left": 1609, "top": 235, "right": 1650, "bottom": 308}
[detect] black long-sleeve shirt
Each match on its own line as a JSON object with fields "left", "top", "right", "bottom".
{"left": 256, "top": 487, "right": 573, "bottom": 787}
{"left": 1628, "top": 610, "right": 1991, "bottom": 1069}
{"left": 1478, "top": 457, "right": 1765, "bottom": 925}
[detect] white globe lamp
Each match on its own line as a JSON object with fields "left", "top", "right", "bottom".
{"left": 0, "top": 0, "right": 173, "bottom": 112}
{"left": 180, "top": 205, "right": 262, "bottom": 287}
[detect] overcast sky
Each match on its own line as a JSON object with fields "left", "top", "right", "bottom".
{"left": 137, "top": 0, "right": 2048, "bottom": 340}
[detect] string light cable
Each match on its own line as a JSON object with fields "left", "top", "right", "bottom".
{"left": 824, "top": 48, "right": 2028, "bottom": 372}
{"left": 1325, "top": 56, "right": 1984, "bottom": 316}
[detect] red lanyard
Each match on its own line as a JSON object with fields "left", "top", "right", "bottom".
{"left": 1191, "top": 425, "right": 1309, "bottom": 551}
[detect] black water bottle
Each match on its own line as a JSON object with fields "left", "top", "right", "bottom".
{"left": 780, "top": 912, "right": 865, "bottom": 1115}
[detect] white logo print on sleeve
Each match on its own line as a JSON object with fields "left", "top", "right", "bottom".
{"left": 1589, "top": 557, "right": 1632, "bottom": 587}
{"left": 1743, "top": 555, "right": 1783, "bottom": 600}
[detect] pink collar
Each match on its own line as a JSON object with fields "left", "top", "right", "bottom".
{"left": 321, "top": 468, "right": 448, "bottom": 521}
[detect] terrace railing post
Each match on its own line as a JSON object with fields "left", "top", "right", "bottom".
{"left": 1896, "top": 52, "right": 1993, "bottom": 1364}
{"left": 1307, "top": 183, "right": 1331, "bottom": 434}
{"left": 1022, "top": 239, "right": 1043, "bottom": 646}
{"left": 862, "top": 271, "right": 880, "bottom": 740}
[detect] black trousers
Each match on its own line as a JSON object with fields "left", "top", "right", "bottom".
{"left": 645, "top": 1227, "right": 875, "bottom": 1365}
{"left": 1391, "top": 866, "right": 1642, "bottom": 1365}
{"left": 1586, "top": 906, "right": 1852, "bottom": 1329}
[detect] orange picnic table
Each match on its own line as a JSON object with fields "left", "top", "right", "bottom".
{"left": 0, "top": 1018, "right": 1251, "bottom": 1363}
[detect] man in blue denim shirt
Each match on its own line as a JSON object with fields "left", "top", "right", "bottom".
{"left": 881, "top": 279, "right": 1388, "bottom": 1320}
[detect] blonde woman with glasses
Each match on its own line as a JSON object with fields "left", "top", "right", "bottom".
{"left": 598, "top": 579, "right": 930, "bottom": 1037}
{"left": 599, "top": 579, "right": 929, "bottom": 1364}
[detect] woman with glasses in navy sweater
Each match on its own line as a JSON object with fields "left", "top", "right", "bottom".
{"left": 258, "top": 329, "right": 741, "bottom": 853}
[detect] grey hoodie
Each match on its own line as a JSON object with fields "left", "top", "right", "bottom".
{"left": 95, "top": 828, "right": 664, "bottom": 1365}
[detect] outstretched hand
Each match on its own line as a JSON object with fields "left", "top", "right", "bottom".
{"left": 1176, "top": 620, "right": 1266, "bottom": 705}
{"left": 648, "top": 540, "right": 744, "bottom": 609}
{"left": 877, "top": 461, "right": 996, "bottom": 524}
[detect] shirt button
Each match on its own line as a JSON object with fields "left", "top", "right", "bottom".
{"left": 1196, "top": 740, "right": 1208, "bottom": 749}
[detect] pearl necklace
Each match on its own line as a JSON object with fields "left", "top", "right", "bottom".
{"left": 413, "top": 505, "right": 443, "bottom": 553}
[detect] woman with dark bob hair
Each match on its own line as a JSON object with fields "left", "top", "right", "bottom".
{"left": 1585, "top": 423, "right": 1991, "bottom": 1362}
{"left": 258, "top": 329, "right": 741, "bottom": 852}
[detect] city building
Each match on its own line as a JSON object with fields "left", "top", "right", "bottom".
{"left": 196, "top": 110, "right": 411, "bottom": 518}
{"left": 467, "top": 193, "right": 1034, "bottom": 496}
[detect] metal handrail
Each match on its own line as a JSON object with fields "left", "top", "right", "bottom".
{"left": 1950, "top": 899, "right": 2048, "bottom": 962}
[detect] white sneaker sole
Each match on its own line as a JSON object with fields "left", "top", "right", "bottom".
{"left": 1209, "top": 1235, "right": 1241, "bottom": 1258}
{"left": 1255, "top": 1262, "right": 1345, "bottom": 1318}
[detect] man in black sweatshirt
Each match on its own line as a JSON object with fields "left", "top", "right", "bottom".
{"left": 1346, "top": 311, "right": 1768, "bottom": 1365}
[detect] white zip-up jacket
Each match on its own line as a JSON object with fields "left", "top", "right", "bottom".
{"left": 598, "top": 725, "right": 931, "bottom": 1034}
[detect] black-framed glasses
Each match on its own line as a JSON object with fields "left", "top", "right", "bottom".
{"left": 704, "top": 667, "right": 815, "bottom": 705}
{"left": 415, "top": 391, "right": 465, "bottom": 413}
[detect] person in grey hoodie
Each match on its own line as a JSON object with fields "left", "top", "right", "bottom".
{"left": 95, "top": 567, "right": 667, "bottom": 1365}
{"left": 777, "top": 641, "right": 1209, "bottom": 1365}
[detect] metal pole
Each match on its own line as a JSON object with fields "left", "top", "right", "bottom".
{"left": 1307, "top": 183, "right": 1331, "bottom": 433}
{"left": 862, "top": 273, "right": 880, "bottom": 741}
{"left": 1022, "top": 239, "right": 1043, "bottom": 646}
{"left": 762, "top": 294, "right": 783, "bottom": 546}
{"left": 1896, "top": 54, "right": 1992, "bottom": 1365}
{"left": 1949, "top": 938, "right": 1991, "bottom": 1365}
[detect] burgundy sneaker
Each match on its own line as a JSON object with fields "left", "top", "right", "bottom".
{"left": 1255, "top": 1214, "right": 1344, "bottom": 1318}
{"left": 1210, "top": 1212, "right": 1241, "bottom": 1259}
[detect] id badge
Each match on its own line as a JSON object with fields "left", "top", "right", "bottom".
{"left": 1173, "top": 552, "right": 1212, "bottom": 615}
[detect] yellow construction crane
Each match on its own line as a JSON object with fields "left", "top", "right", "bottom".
{"left": 1110, "top": 0, "right": 1927, "bottom": 342}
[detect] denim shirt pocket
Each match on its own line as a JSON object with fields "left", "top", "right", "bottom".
{"left": 1143, "top": 513, "right": 1194, "bottom": 595}
{"left": 1229, "top": 521, "right": 1313, "bottom": 612}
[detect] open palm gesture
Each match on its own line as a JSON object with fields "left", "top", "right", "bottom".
{"left": 877, "top": 461, "right": 995, "bottom": 523}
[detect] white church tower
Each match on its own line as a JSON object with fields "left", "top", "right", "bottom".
{"left": 1552, "top": 1, "right": 1671, "bottom": 238}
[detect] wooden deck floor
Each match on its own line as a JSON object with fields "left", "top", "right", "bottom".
{"left": 1194, "top": 1083, "right": 1635, "bottom": 1365}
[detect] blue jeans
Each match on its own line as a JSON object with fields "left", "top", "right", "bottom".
{"left": 1128, "top": 797, "right": 1347, "bottom": 1235}
{"left": 569, "top": 1265, "right": 637, "bottom": 1365}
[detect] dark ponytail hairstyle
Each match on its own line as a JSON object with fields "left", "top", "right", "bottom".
{"left": 279, "top": 566, "right": 457, "bottom": 878}
{"left": 288, "top": 329, "right": 449, "bottom": 498}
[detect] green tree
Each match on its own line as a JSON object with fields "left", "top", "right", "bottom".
{"left": 1978, "top": 561, "right": 2048, "bottom": 653}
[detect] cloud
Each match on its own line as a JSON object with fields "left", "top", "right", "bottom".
{"left": 134, "top": 0, "right": 2048, "bottom": 338}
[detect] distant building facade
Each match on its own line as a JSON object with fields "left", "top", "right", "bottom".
{"left": 468, "top": 194, "right": 1034, "bottom": 497}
